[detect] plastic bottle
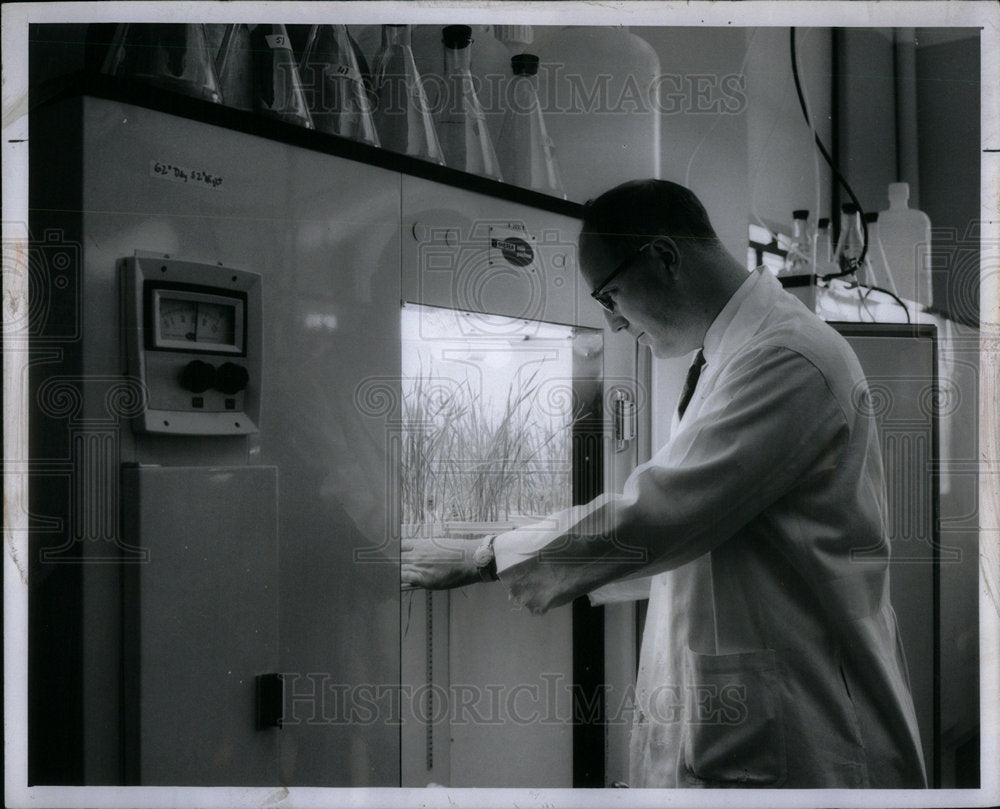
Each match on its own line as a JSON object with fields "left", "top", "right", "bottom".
{"left": 533, "top": 26, "right": 660, "bottom": 203}
{"left": 435, "top": 25, "right": 503, "bottom": 180}
{"left": 496, "top": 54, "right": 565, "bottom": 197}
{"left": 250, "top": 24, "right": 314, "bottom": 128}
{"left": 878, "top": 182, "right": 933, "bottom": 306}
{"left": 100, "top": 23, "right": 222, "bottom": 104}
{"left": 299, "top": 25, "right": 379, "bottom": 145}
{"left": 372, "top": 25, "right": 445, "bottom": 164}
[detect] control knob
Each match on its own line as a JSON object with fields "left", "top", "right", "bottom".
{"left": 178, "top": 360, "right": 215, "bottom": 393}
{"left": 215, "top": 362, "right": 249, "bottom": 395}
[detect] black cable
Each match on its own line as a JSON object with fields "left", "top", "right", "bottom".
{"left": 789, "top": 28, "right": 869, "bottom": 280}
{"left": 862, "top": 283, "right": 912, "bottom": 324}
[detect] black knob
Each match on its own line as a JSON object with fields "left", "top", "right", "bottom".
{"left": 215, "top": 362, "right": 249, "bottom": 395}
{"left": 179, "top": 360, "right": 216, "bottom": 393}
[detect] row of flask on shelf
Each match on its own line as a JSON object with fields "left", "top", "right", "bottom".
{"left": 779, "top": 182, "right": 933, "bottom": 309}
{"left": 94, "top": 23, "right": 566, "bottom": 198}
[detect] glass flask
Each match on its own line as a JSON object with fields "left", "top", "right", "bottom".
{"left": 781, "top": 209, "right": 811, "bottom": 277}
{"left": 372, "top": 24, "right": 445, "bottom": 164}
{"left": 249, "top": 24, "right": 314, "bottom": 128}
{"left": 435, "top": 25, "right": 503, "bottom": 179}
{"left": 299, "top": 25, "right": 379, "bottom": 145}
{"left": 862, "top": 212, "right": 899, "bottom": 296}
{"left": 496, "top": 54, "right": 565, "bottom": 198}
{"left": 100, "top": 23, "right": 222, "bottom": 104}
{"left": 208, "top": 24, "right": 253, "bottom": 111}
{"left": 534, "top": 26, "right": 660, "bottom": 203}
{"left": 816, "top": 217, "right": 833, "bottom": 269}
{"left": 834, "top": 202, "right": 864, "bottom": 278}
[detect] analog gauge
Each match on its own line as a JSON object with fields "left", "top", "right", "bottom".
{"left": 159, "top": 298, "right": 199, "bottom": 342}
{"left": 196, "top": 302, "right": 236, "bottom": 345}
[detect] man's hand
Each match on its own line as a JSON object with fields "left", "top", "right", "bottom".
{"left": 401, "top": 537, "right": 483, "bottom": 590}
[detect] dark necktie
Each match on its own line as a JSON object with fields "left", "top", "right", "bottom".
{"left": 677, "top": 349, "right": 706, "bottom": 419}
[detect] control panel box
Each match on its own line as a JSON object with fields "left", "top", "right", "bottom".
{"left": 121, "top": 252, "right": 262, "bottom": 435}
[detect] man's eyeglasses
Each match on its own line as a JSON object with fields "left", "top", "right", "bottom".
{"left": 590, "top": 242, "right": 652, "bottom": 314}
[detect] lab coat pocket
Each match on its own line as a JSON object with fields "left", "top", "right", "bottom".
{"left": 681, "top": 647, "right": 787, "bottom": 787}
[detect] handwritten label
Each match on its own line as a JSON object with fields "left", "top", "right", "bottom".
{"left": 265, "top": 34, "right": 288, "bottom": 49}
{"left": 150, "top": 160, "right": 224, "bottom": 191}
{"left": 326, "top": 64, "right": 363, "bottom": 84}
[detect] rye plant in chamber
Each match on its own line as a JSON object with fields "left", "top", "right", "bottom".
{"left": 401, "top": 365, "right": 580, "bottom": 538}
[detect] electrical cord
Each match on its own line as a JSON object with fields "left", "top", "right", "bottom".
{"left": 789, "top": 28, "right": 869, "bottom": 281}
{"left": 862, "top": 283, "right": 912, "bottom": 323}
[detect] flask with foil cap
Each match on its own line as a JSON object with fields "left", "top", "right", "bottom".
{"left": 250, "top": 24, "right": 314, "bottom": 128}
{"left": 878, "top": 182, "right": 932, "bottom": 306}
{"left": 100, "top": 23, "right": 223, "bottom": 104}
{"left": 496, "top": 54, "right": 565, "bottom": 197}
{"left": 372, "top": 24, "right": 445, "bottom": 164}
{"left": 299, "top": 25, "right": 379, "bottom": 145}
{"left": 435, "top": 25, "right": 503, "bottom": 180}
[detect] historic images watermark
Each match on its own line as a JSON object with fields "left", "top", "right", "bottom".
{"left": 277, "top": 672, "right": 751, "bottom": 729}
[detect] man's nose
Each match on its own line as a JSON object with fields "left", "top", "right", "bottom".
{"left": 603, "top": 309, "right": 629, "bottom": 332}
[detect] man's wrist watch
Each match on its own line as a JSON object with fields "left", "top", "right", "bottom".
{"left": 473, "top": 534, "right": 499, "bottom": 583}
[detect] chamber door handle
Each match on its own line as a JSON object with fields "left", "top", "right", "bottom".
{"left": 614, "top": 390, "right": 636, "bottom": 449}
{"left": 256, "top": 673, "right": 284, "bottom": 729}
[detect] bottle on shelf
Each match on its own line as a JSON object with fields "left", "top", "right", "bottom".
{"left": 299, "top": 25, "right": 380, "bottom": 145}
{"left": 371, "top": 24, "right": 445, "bottom": 164}
{"left": 496, "top": 54, "right": 565, "bottom": 197}
{"left": 878, "top": 182, "right": 933, "bottom": 307}
{"left": 411, "top": 24, "right": 510, "bottom": 146}
{"left": 250, "top": 24, "right": 314, "bottom": 128}
{"left": 435, "top": 25, "right": 503, "bottom": 180}
{"left": 208, "top": 24, "right": 253, "bottom": 111}
{"left": 100, "top": 23, "right": 223, "bottom": 104}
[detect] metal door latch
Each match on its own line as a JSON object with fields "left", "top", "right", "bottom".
{"left": 613, "top": 389, "right": 636, "bottom": 450}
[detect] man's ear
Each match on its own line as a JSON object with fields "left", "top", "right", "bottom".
{"left": 649, "top": 237, "right": 681, "bottom": 279}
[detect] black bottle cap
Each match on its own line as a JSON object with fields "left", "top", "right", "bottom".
{"left": 818, "top": 217, "right": 831, "bottom": 228}
{"left": 511, "top": 53, "right": 540, "bottom": 76}
{"left": 863, "top": 211, "right": 879, "bottom": 223}
{"left": 442, "top": 25, "right": 473, "bottom": 49}
{"left": 841, "top": 202, "right": 859, "bottom": 214}
{"left": 792, "top": 209, "right": 809, "bottom": 220}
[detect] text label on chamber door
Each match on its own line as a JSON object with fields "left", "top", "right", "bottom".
{"left": 150, "top": 160, "right": 225, "bottom": 191}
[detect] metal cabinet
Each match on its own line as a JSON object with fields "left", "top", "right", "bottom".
{"left": 31, "top": 90, "right": 639, "bottom": 788}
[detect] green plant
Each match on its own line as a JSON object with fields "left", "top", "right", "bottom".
{"left": 401, "top": 365, "right": 579, "bottom": 530}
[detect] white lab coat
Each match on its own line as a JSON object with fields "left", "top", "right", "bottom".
{"left": 493, "top": 269, "right": 927, "bottom": 788}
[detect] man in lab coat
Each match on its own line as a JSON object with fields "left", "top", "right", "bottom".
{"left": 401, "top": 179, "right": 927, "bottom": 788}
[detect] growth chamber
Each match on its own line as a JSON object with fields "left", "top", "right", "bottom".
{"left": 27, "top": 71, "right": 643, "bottom": 788}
